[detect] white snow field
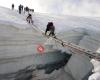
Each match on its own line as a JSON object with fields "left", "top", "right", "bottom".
{"left": 0, "top": 6, "right": 100, "bottom": 80}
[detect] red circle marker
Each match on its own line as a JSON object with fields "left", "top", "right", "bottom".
{"left": 37, "top": 45, "right": 44, "bottom": 54}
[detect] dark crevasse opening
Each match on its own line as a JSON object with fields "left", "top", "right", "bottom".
{"left": 0, "top": 50, "right": 72, "bottom": 80}
{"left": 36, "top": 52, "right": 72, "bottom": 74}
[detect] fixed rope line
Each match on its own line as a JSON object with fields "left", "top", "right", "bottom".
{"left": 30, "top": 24, "right": 100, "bottom": 61}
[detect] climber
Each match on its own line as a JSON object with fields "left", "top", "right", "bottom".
{"left": 18, "top": 4, "right": 22, "bottom": 14}
{"left": 26, "top": 13, "right": 33, "bottom": 24}
{"left": 45, "top": 22, "right": 55, "bottom": 37}
{"left": 12, "top": 4, "right": 14, "bottom": 10}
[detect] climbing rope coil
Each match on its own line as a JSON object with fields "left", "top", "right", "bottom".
{"left": 30, "top": 24, "right": 100, "bottom": 61}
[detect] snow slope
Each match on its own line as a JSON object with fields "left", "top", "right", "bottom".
{"left": 0, "top": 7, "right": 99, "bottom": 80}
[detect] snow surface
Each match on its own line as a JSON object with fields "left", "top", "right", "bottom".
{"left": 0, "top": 7, "right": 100, "bottom": 80}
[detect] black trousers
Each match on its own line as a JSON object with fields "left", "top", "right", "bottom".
{"left": 49, "top": 30, "right": 55, "bottom": 36}
{"left": 45, "top": 29, "right": 55, "bottom": 36}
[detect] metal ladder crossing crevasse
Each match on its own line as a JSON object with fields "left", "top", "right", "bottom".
{"left": 30, "top": 24, "right": 100, "bottom": 61}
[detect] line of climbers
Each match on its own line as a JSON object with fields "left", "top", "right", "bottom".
{"left": 11, "top": 4, "right": 34, "bottom": 14}
{"left": 11, "top": 4, "right": 56, "bottom": 38}
{"left": 11, "top": 3, "right": 56, "bottom": 37}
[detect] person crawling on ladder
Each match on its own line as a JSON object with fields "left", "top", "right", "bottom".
{"left": 26, "top": 13, "right": 33, "bottom": 24}
{"left": 45, "top": 22, "right": 56, "bottom": 37}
